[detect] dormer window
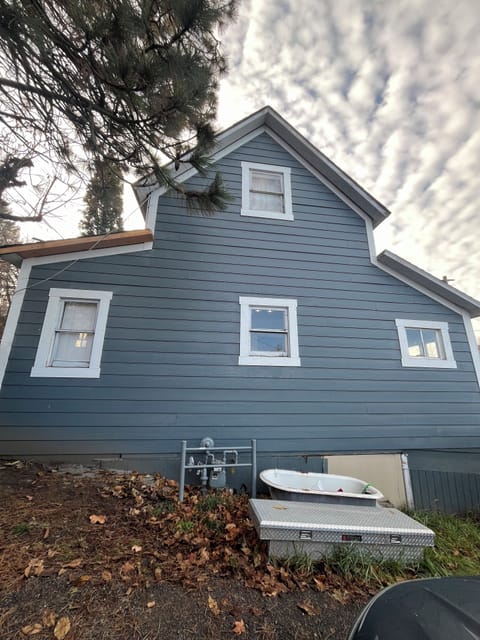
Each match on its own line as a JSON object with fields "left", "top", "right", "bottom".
{"left": 241, "top": 162, "right": 293, "bottom": 220}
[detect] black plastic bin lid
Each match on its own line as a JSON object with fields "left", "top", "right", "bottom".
{"left": 348, "top": 577, "right": 480, "bottom": 640}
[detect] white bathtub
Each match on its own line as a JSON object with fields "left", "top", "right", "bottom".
{"left": 260, "top": 468, "right": 384, "bottom": 506}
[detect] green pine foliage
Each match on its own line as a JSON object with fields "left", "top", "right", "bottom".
{"left": 80, "top": 161, "right": 124, "bottom": 236}
{"left": 0, "top": 0, "right": 238, "bottom": 217}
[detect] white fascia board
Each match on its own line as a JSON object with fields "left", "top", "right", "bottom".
{"left": 23, "top": 241, "right": 153, "bottom": 267}
{"left": 363, "top": 221, "right": 465, "bottom": 317}
{"left": 267, "top": 130, "right": 380, "bottom": 229}
{"left": 264, "top": 109, "right": 390, "bottom": 227}
{"left": 462, "top": 311, "right": 480, "bottom": 388}
{"left": 0, "top": 260, "right": 32, "bottom": 389}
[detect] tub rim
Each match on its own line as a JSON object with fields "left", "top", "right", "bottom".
{"left": 259, "top": 468, "right": 384, "bottom": 501}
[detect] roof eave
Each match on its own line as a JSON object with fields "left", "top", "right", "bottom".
{"left": 133, "top": 106, "right": 391, "bottom": 227}
{"left": 0, "top": 229, "right": 153, "bottom": 265}
{"left": 378, "top": 250, "right": 480, "bottom": 317}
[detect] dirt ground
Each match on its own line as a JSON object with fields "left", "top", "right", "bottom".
{"left": 0, "top": 461, "right": 373, "bottom": 640}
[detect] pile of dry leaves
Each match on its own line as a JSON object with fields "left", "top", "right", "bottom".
{"left": 0, "top": 462, "right": 374, "bottom": 639}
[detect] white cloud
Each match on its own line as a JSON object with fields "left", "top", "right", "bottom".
{"left": 218, "top": 0, "right": 480, "bottom": 342}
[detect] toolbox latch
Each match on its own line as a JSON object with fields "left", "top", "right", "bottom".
{"left": 299, "top": 530, "right": 313, "bottom": 540}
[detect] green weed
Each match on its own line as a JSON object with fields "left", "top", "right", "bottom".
{"left": 176, "top": 519, "right": 194, "bottom": 533}
{"left": 323, "top": 510, "right": 480, "bottom": 586}
{"left": 283, "top": 549, "right": 315, "bottom": 576}
{"left": 413, "top": 510, "right": 480, "bottom": 577}
{"left": 12, "top": 522, "right": 31, "bottom": 535}
{"left": 195, "top": 493, "right": 232, "bottom": 512}
{"left": 152, "top": 501, "right": 176, "bottom": 517}
{"left": 326, "top": 544, "right": 407, "bottom": 585}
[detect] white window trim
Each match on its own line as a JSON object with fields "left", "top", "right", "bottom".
{"left": 31, "top": 288, "right": 113, "bottom": 378}
{"left": 241, "top": 161, "right": 293, "bottom": 220}
{"left": 395, "top": 319, "right": 457, "bottom": 369}
{"left": 239, "top": 296, "right": 300, "bottom": 366}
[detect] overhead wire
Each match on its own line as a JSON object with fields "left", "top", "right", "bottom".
{"left": 11, "top": 189, "right": 151, "bottom": 297}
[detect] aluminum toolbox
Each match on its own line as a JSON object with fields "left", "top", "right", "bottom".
{"left": 249, "top": 499, "right": 434, "bottom": 562}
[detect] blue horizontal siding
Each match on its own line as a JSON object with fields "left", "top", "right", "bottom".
{"left": 1, "top": 131, "right": 479, "bottom": 464}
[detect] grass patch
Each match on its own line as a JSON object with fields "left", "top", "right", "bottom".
{"left": 322, "top": 510, "right": 480, "bottom": 586}
{"left": 413, "top": 510, "right": 480, "bottom": 577}
{"left": 152, "top": 501, "right": 176, "bottom": 517}
{"left": 283, "top": 550, "right": 315, "bottom": 577}
{"left": 195, "top": 492, "right": 233, "bottom": 512}
{"left": 12, "top": 522, "right": 31, "bottom": 535}
{"left": 326, "top": 545, "right": 408, "bottom": 586}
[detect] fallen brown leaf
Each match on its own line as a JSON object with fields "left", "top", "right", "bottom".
{"left": 101, "top": 570, "right": 112, "bottom": 582}
{"left": 207, "top": 595, "right": 220, "bottom": 616}
{"left": 42, "top": 610, "right": 56, "bottom": 627}
{"left": 21, "top": 623, "right": 43, "bottom": 635}
{"left": 63, "top": 558, "right": 82, "bottom": 569}
{"left": 233, "top": 619, "right": 246, "bottom": 635}
{"left": 24, "top": 558, "right": 44, "bottom": 578}
{"left": 89, "top": 514, "right": 107, "bottom": 524}
{"left": 147, "top": 601, "right": 156, "bottom": 608}
{"left": 331, "top": 589, "right": 349, "bottom": 605}
{"left": 313, "top": 576, "right": 327, "bottom": 592}
{"left": 297, "top": 600, "right": 320, "bottom": 616}
{"left": 54, "top": 616, "right": 71, "bottom": 640}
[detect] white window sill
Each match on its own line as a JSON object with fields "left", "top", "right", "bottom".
{"left": 400, "top": 357, "right": 457, "bottom": 369}
{"left": 31, "top": 366, "right": 101, "bottom": 378}
{"left": 238, "top": 356, "right": 301, "bottom": 367}
{"left": 240, "top": 208, "right": 294, "bottom": 221}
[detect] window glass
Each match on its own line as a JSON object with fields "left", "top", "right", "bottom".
{"left": 61, "top": 301, "right": 97, "bottom": 331}
{"left": 406, "top": 327, "right": 444, "bottom": 359}
{"left": 422, "top": 329, "right": 444, "bottom": 358}
{"left": 251, "top": 170, "right": 283, "bottom": 193}
{"left": 51, "top": 301, "right": 98, "bottom": 367}
{"left": 250, "top": 170, "right": 285, "bottom": 213}
{"left": 250, "top": 191, "right": 284, "bottom": 212}
{"left": 52, "top": 332, "right": 94, "bottom": 367}
{"left": 251, "top": 308, "right": 286, "bottom": 330}
{"left": 406, "top": 328, "right": 424, "bottom": 357}
{"left": 251, "top": 332, "right": 287, "bottom": 353}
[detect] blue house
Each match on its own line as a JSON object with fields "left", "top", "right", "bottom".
{"left": 1, "top": 107, "right": 479, "bottom": 508}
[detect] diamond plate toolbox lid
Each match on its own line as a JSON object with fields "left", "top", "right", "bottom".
{"left": 249, "top": 499, "right": 435, "bottom": 548}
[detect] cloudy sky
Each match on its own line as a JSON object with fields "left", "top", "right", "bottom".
{"left": 216, "top": 0, "right": 480, "bottom": 335}
{"left": 24, "top": 0, "right": 480, "bottom": 334}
